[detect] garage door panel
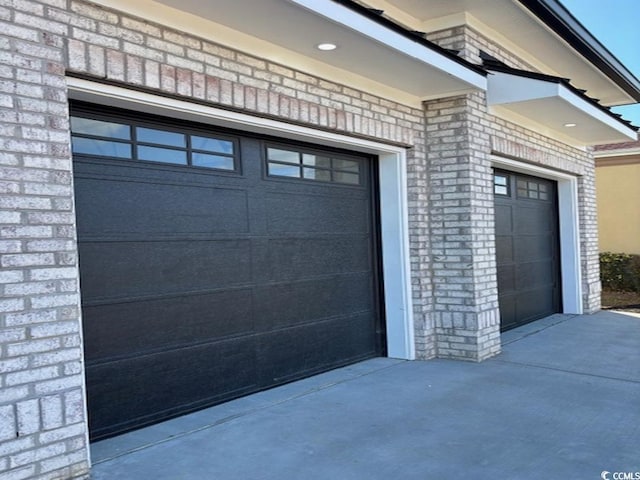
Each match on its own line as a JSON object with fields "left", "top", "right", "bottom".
{"left": 497, "top": 265, "right": 516, "bottom": 293}
{"left": 267, "top": 236, "right": 371, "bottom": 281}
{"left": 253, "top": 274, "right": 373, "bottom": 330}
{"left": 497, "top": 294, "right": 517, "bottom": 327}
{"left": 74, "top": 177, "right": 250, "bottom": 237}
{"left": 265, "top": 192, "right": 369, "bottom": 234}
{"left": 494, "top": 170, "right": 560, "bottom": 331}
{"left": 494, "top": 204, "right": 513, "bottom": 235}
{"left": 516, "top": 288, "right": 555, "bottom": 321}
{"left": 516, "top": 261, "right": 554, "bottom": 289}
{"left": 73, "top": 156, "right": 247, "bottom": 186}
{"left": 72, "top": 104, "right": 382, "bottom": 441}
{"left": 514, "top": 235, "right": 553, "bottom": 262}
{"left": 495, "top": 236, "right": 513, "bottom": 263}
{"left": 78, "top": 240, "right": 252, "bottom": 301}
{"left": 82, "top": 288, "right": 254, "bottom": 362}
{"left": 515, "top": 204, "right": 554, "bottom": 234}
{"left": 256, "top": 312, "right": 377, "bottom": 385}
{"left": 86, "top": 336, "right": 257, "bottom": 439}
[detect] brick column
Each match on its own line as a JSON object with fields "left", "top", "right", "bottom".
{"left": 406, "top": 142, "right": 437, "bottom": 360}
{"left": 579, "top": 166, "right": 602, "bottom": 313}
{"left": 424, "top": 93, "right": 501, "bottom": 361}
{"left": 0, "top": 2, "right": 90, "bottom": 479}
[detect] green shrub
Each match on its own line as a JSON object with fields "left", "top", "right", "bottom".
{"left": 600, "top": 252, "right": 640, "bottom": 292}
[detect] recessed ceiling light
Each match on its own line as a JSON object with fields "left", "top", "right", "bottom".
{"left": 317, "top": 43, "right": 337, "bottom": 51}
{"left": 564, "top": 123, "right": 577, "bottom": 128}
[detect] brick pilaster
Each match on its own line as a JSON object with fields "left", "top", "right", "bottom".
{"left": 424, "top": 93, "right": 501, "bottom": 361}
{"left": 0, "top": 1, "right": 90, "bottom": 479}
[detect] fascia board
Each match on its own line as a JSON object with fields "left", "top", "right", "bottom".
{"left": 487, "top": 71, "right": 559, "bottom": 104}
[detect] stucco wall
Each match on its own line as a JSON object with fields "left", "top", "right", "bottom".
{"left": 596, "top": 158, "right": 640, "bottom": 255}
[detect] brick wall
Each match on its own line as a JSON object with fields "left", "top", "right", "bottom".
{"left": 59, "top": 1, "right": 438, "bottom": 355}
{"left": 0, "top": 1, "right": 605, "bottom": 476}
{"left": 1, "top": 0, "right": 90, "bottom": 479}
{"left": 0, "top": 1, "right": 437, "bottom": 476}
{"left": 424, "top": 92, "right": 501, "bottom": 361}
{"left": 428, "top": 24, "right": 601, "bottom": 317}
{"left": 427, "top": 25, "right": 537, "bottom": 70}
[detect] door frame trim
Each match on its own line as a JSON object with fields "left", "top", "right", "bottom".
{"left": 491, "top": 155, "right": 583, "bottom": 315}
{"left": 66, "top": 77, "right": 416, "bottom": 360}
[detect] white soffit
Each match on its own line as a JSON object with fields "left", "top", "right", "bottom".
{"left": 487, "top": 71, "right": 637, "bottom": 145}
{"left": 149, "top": 0, "right": 486, "bottom": 99}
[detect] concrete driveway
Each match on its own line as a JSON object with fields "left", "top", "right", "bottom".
{"left": 91, "top": 311, "right": 640, "bottom": 479}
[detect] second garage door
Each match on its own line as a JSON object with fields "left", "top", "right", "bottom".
{"left": 71, "top": 103, "right": 383, "bottom": 440}
{"left": 494, "top": 170, "right": 562, "bottom": 331}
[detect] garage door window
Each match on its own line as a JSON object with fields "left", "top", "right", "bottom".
{"left": 267, "top": 146, "right": 361, "bottom": 185}
{"left": 517, "top": 179, "right": 549, "bottom": 200}
{"left": 494, "top": 173, "right": 509, "bottom": 195}
{"left": 70, "top": 116, "right": 237, "bottom": 171}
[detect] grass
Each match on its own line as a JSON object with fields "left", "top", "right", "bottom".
{"left": 601, "top": 289, "right": 640, "bottom": 313}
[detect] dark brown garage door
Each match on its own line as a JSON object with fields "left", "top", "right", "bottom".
{"left": 493, "top": 170, "right": 561, "bottom": 331}
{"left": 71, "top": 103, "right": 383, "bottom": 440}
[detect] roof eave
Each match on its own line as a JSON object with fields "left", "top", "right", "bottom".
{"left": 487, "top": 70, "right": 639, "bottom": 145}
{"left": 517, "top": 0, "right": 640, "bottom": 104}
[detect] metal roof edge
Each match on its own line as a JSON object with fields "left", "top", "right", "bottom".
{"left": 331, "top": 0, "right": 488, "bottom": 77}
{"left": 517, "top": 0, "right": 640, "bottom": 103}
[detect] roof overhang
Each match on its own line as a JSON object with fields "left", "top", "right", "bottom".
{"left": 518, "top": 0, "right": 640, "bottom": 104}
{"left": 144, "top": 0, "right": 486, "bottom": 101}
{"left": 594, "top": 142, "right": 640, "bottom": 159}
{"left": 487, "top": 70, "right": 638, "bottom": 145}
{"left": 379, "top": 0, "right": 640, "bottom": 107}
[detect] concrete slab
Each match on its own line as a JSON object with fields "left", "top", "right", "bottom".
{"left": 499, "top": 312, "right": 640, "bottom": 382}
{"left": 91, "top": 311, "right": 640, "bottom": 479}
{"left": 91, "top": 357, "right": 405, "bottom": 463}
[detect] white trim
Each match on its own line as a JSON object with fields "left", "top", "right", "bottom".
{"left": 66, "top": 77, "right": 416, "bottom": 360}
{"left": 594, "top": 148, "right": 640, "bottom": 158}
{"left": 378, "top": 153, "right": 415, "bottom": 359}
{"left": 491, "top": 156, "right": 583, "bottom": 315}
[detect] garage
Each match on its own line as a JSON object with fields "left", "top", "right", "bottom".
{"left": 71, "top": 103, "right": 384, "bottom": 440}
{"left": 493, "top": 170, "right": 562, "bottom": 331}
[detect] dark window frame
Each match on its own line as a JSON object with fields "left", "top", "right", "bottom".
{"left": 493, "top": 172, "right": 510, "bottom": 196}
{"left": 516, "top": 178, "right": 550, "bottom": 201}
{"left": 265, "top": 143, "right": 364, "bottom": 187}
{"left": 70, "top": 109, "right": 240, "bottom": 174}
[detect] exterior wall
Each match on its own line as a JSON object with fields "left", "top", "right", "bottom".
{"left": 424, "top": 92, "right": 501, "bottom": 361}
{"left": 1, "top": 1, "right": 90, "bottom": 479}
{"left": 426, "top": 25, "right": 602, "bottom": 324}
{"left": 596, "top": 158, "right": 640, "bottom": 255}
{"left": 59, "top": 2, "right": 443, "bottom": 360}
{"left": 0, "top": 0, "right": 605, "bottom": 476}
{"left": 0, "top": 1, "right": 434, "bottom": 476}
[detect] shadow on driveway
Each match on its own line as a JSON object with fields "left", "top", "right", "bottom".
{"left": 91, "top": 311, "right": 640, "bottom": 479}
